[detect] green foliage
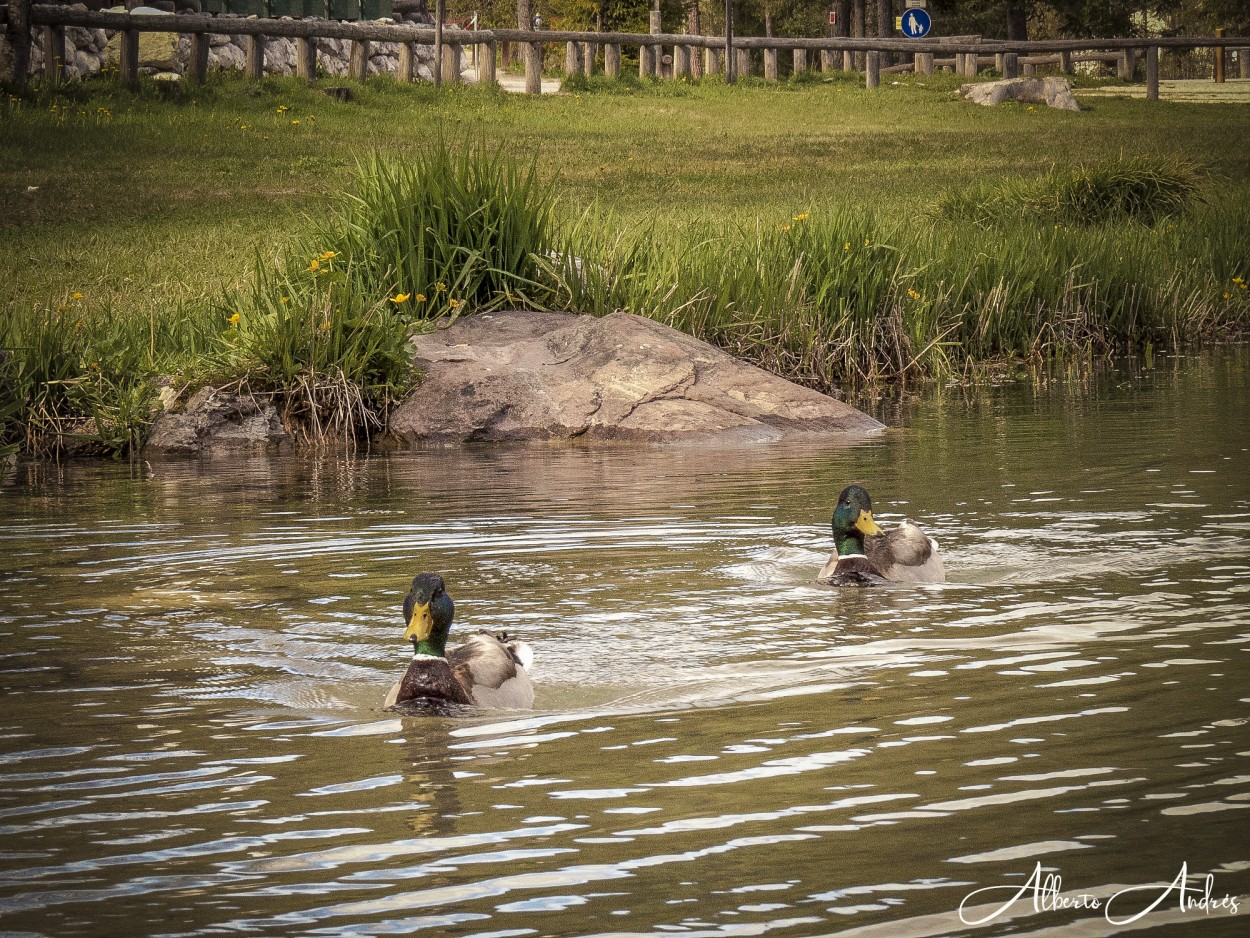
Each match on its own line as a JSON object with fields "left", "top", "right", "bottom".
{"left": 0, "top": 302, "right": 187, "bottom": 458}
{"left": 307, "top": 147, "right": 560, "bottom": 321}
{"left": 935, "top": 158, "right": 1201, "bottom": 227}
{"left": 221, "top": 256, "right": 414, "bottom": 442}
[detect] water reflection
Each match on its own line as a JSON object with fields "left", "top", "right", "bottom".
{"left": 0, "top": 350, "right": 1247, "bottom": 936}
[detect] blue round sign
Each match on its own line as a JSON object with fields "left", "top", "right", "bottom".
{"left": 900, "top": 8, "right": 931, "bottom": 39}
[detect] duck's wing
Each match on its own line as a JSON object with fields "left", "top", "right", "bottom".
{"left": 449, "top": 632, "right": 535, "bottom": 709}
{"left": 868, "top": 522, "right": 945, "bottom": 583}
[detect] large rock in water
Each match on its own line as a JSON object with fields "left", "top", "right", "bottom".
{"left": 145, "top": 386, "right": 292, "bottom": 456}
{"left": 389, "top": 310, "right": 883, "bottom": 444}
{"left": 960, "top": 77, "right": 1080, "bottom": 111}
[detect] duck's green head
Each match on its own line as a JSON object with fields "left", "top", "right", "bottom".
{"left": 403, "top": 572, "right": 456, "bottom": 658}
{"left": 832, "top": 484, "right": 884, "bottom": 556}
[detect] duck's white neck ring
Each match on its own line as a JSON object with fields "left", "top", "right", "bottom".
{"left": 838, "top": 553, "right": 869, "bottom": 560}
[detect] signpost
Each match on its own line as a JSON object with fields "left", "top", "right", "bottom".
{"left": 899, "top": 7, "right": 931, "bottom": 38}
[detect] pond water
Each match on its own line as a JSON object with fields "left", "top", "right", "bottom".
{"left": 1, "top": 350, "right": 1248, "bottom": 937}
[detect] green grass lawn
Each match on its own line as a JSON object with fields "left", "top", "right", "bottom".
{"left": 2, "top": 70, "right": 1248, "bottom": 456}
{"left": 5, "top": 71, "right": 1247, "bottom": 315}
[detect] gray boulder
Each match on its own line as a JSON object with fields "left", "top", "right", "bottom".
{"left": 145, "top": 386, "right": 291, "bottom": 456}
{"left": 389, "top": 310, "right": 883, "bottom": 444}
{"left": 961, "top": 76, "right": 1080, "bottom": 111}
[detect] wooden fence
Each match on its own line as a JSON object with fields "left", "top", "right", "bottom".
{"left": 13, "top": 5, "right": 1247, "bottom": 101}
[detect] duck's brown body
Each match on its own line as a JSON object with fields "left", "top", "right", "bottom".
{"left": 385, "top": 629, "right": 535, "bottom": 710}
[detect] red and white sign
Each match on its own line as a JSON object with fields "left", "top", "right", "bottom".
{"left": 828, "top": 10, "right": 838, "bottom": 25}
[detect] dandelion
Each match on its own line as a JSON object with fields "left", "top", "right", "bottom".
{"left": 391, "top": 292, "right": 411, "bottom": 303}
{"left": 793, "top": 212, "right": 809, "bottom": 222}
{"left": 228, "top": 313, "right": 240, "bottom": 326}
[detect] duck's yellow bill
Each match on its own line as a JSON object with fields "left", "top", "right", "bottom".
{"left": 855, "top": 509, "right": 883, "bottom": 537}
{"left": 404, "top": 602, "right": 434, "bottom": 642}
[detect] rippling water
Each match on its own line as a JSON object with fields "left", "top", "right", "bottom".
{"left": 1, "top": 351, "right": 1248, "bottom": 937}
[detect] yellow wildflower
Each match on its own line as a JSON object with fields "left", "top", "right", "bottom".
{"left": 277, "top": 104, "right": 289, "bottom": 113}
{"left": 907, "top": 288, "right": 921, "bottom": 300}
{"left": 1224, "top": 292, "right": 1232, "bottom": 300}
{"left": 319, "top": 251, "right": 338, "bottom": 261}
{"left": 279, "top": 297, "right": 289, "bottom": 304}
{"left": 782, "top": 225, "right": 791, "bottom": 233}
{"left": 291, "top": 119, "right": 300, "bottom": 126}
{"left": 228, "top": 313, "right": 240, "bottom": 326}
{"left": 391, "top": 292, "right": 411, "bottom": 303}
{"left": 448, "top": 298, "right": 461, "bottom": 309}
{"left": 414, "top": 293, "right": 427, "bottom": 303}
{"left": 793, "top": 212, "right": 809, "bottom": 222}
{"left": 434, "top": 281, "right": 447, "bottom": 293}
{"left": 307, "top": 259, "right": 321, "bottom": 273}
{"left": 843, "top": 242, "right": 851, "bottom": 251}
{"left": 70, "top": 292, "right": 84, "bottom": 301}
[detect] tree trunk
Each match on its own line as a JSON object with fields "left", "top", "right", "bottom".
{"left": 1005, "top": 0, "right": 1029, "bottom": 42}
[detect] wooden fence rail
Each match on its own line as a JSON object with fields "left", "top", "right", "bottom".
{"left": 15, "top": 5, "right": 1245, "bottom": 101}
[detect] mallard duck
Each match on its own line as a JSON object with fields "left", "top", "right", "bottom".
{"left": 817, "top": 485, "right": 945, "bottom": 586}
{"left": 383, "top": 572, "right": 535, "bottom": 710}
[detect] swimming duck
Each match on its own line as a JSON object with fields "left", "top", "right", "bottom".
{"left": 817, "top": 485, "right": 944, "bottom": 586}
{"left": 383, "top": 572, "right": 535, "bottom": 710}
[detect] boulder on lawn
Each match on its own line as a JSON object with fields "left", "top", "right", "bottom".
{"left": 961, "top": 76, "right": 1080, "bottom": 111}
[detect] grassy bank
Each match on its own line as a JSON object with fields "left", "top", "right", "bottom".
{"left": 2, "top": 72, "right": 1248, "bottom": 456}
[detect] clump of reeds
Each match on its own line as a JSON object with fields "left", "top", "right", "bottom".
{"left": 936, "top": 157, "right": 1201, "bottom": 227}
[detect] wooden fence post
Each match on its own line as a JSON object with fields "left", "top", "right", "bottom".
{"left": 1058, "top": 49, "right": 1071, "bottom": 73}
{"left": 42, "top": 25, "right": 65, "bottom": 83}
{"left": 673, "top": 43, "right": 689, "bottom": 78}
{"left": 736, "top": 47, "right": 749, "bottom": 77}
{"left": 120, "top": 28, "right": 139, "bottom": 87}
{"left": 915, "top": 52, "right": 933, "bottom": 75}
{"left": 1118, "top": 47, "right": 1135, "bottom": 79}
{"left": 764, "top": 46, "right": 777, "bottom": 81}
{"left": 190, "top": 31, "right": 211, "bottom": 83}
{"left": 639, "top": 42, "right": 652, "bottom": 78}
{"left": 843, "top": 50, "right": 853, "bottom": 71}
{"left": 443, "top": 42, "right": 460, "bottom": 83}
{"left": 793, "top": 47, "right": 806, "bottom": 75}
{"left": 295, "top": 36, "right": 316, "bottom": 81}
{"left": 865, "top": 50, "right": 879, "bottom": 88}
{"left": 245, "top": 34, "right": 265, "bottom": 79}
{"left": 524, "top": 40, "right": 541, "bottom": 93}
{"left": 704, "top": 45, "right": 718, "bottom": 77}
{"left": 1241, "top": 47, "right": 1250, "bottom": 79}
{"left": 820, "top": 49, "right": 832, "bottom": 72}
{"left": 397, "top": 42, "right": 414, "bottom": 82}
{"left": 478, "top": 40, "right": 496, "bottom": 84}
{"left": 5, "top": 0, "right": 32, "bottom": 93}
{"left": 348, "top": 38, "right": 367, "bottom": 80}
{"left": 1214, "top": 27, "right": 1224, "bottom": 83}
{"left": 564, "top": 40, "right": 581, "bottom": 76}
{"left": 605, "top": 42, "right": 620, "bottom": 78}
{"left": 582, "top": 41, "right": 595, "bottom": 76}
{"left": 1146, "top": 43, "right": 1158, "bottom": 100}
{"left": 1003, "top": 51, "right": 1018, "bottom": 78}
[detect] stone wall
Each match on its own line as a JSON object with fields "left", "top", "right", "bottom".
{"left": 1, "top": 6, "right": 468, "bottom": 82}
